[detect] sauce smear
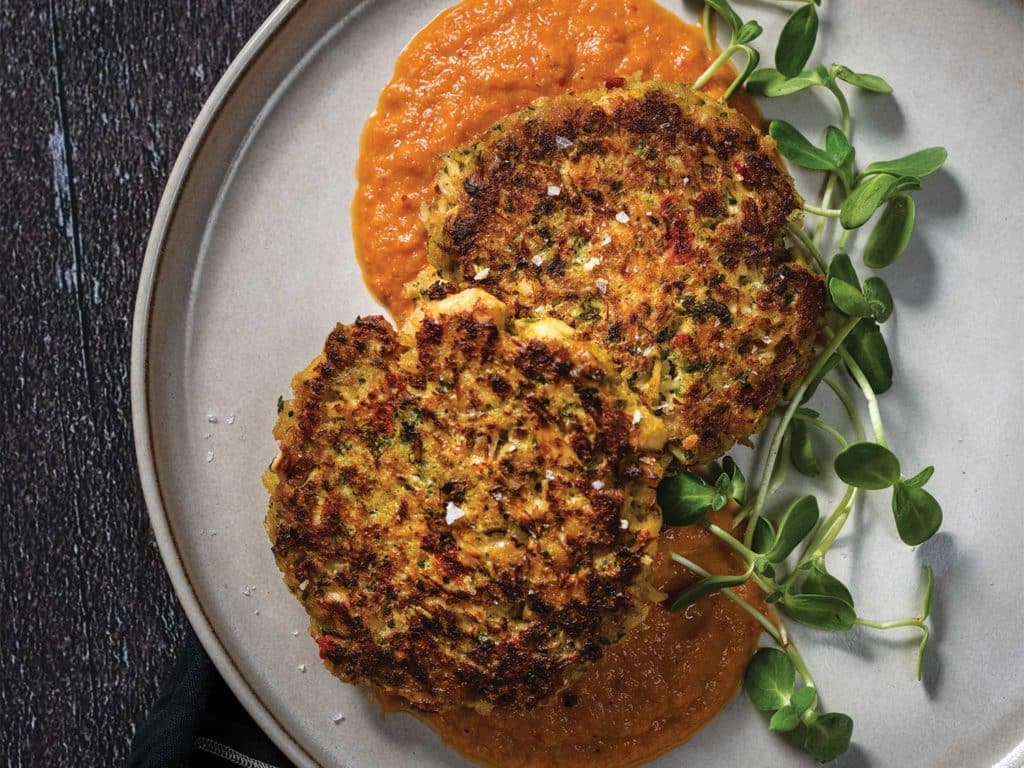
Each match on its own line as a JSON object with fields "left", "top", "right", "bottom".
{"left": 356, "top": 3, "right": 765, "bottom": 763}
{"left": 353, "top": 0, "right": 758, "bottom": 317}
{"left": 418, "top": 513, "right": 763, "bottom": 768}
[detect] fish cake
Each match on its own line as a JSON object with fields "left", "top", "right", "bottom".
{"left": 417, "top": 80, "right": 825, "bottom": 464}
{"left": 265, "top": 289, "right": 667, "bottom": 712}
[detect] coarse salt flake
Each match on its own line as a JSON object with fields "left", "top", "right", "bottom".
{"left": 205, "top": 450, "right": 214, "bottom": 463}
{"left": 473, "top": 267, "right": 490, "bottom": 281}
{"left": 555, "top": 135, "right": 573, "bottom": 149}
{"left": 620, "top": 519, "right": 630, "bottom": 530}
{"left": 595, "top": 278, "right": 609, "bottom": 295}
{"left": 226, "top": 414, "right": 235, "bottom": 424}
{"left": 600, "top": 233, "right": 612, "bottom": 246}
{"left": 632, "top": 410, "right": 643, "bottom": 425}
{"left": 615, "top": 211, "right": 630, "bottom": 224}
{"left": 545, "top": 470, "right": 555, "bottom": 480}
{"left": 682, "top": 176, "right": 691, "bottom": 186}
{"left": 298, "top": 664, "right": 307, "bottom": 673}
{"left": 206, "top": 413, "right": 218, "bottom": 423}
{"left": 446, "top": 502, "right": 466, "bottom": 525}
{"left": 531, "top": 254, "right": 544, "bottom": 267}
{"left": 547, "top": 185, "right": 561, "bottom": 196}
{"left": 332, "top": 713, "right": 346, "bottom": 724}
{"left": 583, "top": 257, "right": 602, "bottom": 272}
{"left": 591, "top": 480, "right": 605, "bottom": 490}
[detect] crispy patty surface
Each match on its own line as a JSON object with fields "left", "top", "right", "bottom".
{"left": 416, "top": 80, "right": 826, "bottom": 464}
{"left": 265, "top": 289, "right": 668, "bottom": 712}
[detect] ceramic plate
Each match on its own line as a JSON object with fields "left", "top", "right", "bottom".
{"left": 131, "top": 1, "right": 1024, "bottom": 765}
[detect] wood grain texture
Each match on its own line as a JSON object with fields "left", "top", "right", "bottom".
{"left": 0, "top": 2, "right": 278, "bottom": 764}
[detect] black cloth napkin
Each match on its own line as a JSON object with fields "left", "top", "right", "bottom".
{"left": 129, "top": 627, "right": 295, "bottom": 768}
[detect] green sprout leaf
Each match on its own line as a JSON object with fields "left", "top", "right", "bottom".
{"left": 904, "top": 465, "right": 935, "bottom": 489}
{"left": 892, "top": 481, "right": 943, "bottom": 545}
{"left": 769, "top": 704, "right": 803, "bottom": 732}
{"left": 744, "top": 647, "right": 795, "bottom": 711}
{"left": 736, "top": 20, "right": 763, "bottom": 45}
{"left": 746, "top": 68, "right": 821, "bottom": 97}
{"left": 800, "top": 353, "right": 840, "bottom": 404}
{"left": 824, "top": 126, "right": 854, "bottom": 169}
{"left": 769, "top": 121, "right": 836, "bottom": 171}
{"left": 671, "top": 569, "right": 752, "bottom": 610}
{"left": 834, "top": 442, "right": 901, "bottom": 489}
{"left": 723, "top": 456, "right": 747, "bottom": 503}
{"left": 863, "top": 195, "right": 916, "bottom": 268}
{"left": 776, "top": 4, "right": 819, "bottom": 77}
{"left": 751, "top": 516, "right": 777, "bottom": 556}
{"left": 771, "top": 686, "right": 818, "bottom": 732}
{"left": 844, "top": 320, "right": 893, "bottom": 393}
{"left": 803, "top": 712, "right": 855, "bottom": 762}
{"left": 797, "top": 560, "right": 855, "bottom": 607}
{"left": 828, "top": 252, "right": 861, "bottom": 289}
{"left": 863, "top": 147, "right": 948, "bottom": 179}
{"left": 791, "top": 685, "right": 818, "bottom": 714}
{"left": 834, "top": 64, "right": 893, "bottom": 93}
{"left": 789, "top": 420, "right": 820, "bottom": 477}
{"left": 829, "top": 277, "right": 873, "bottom": 318}
{"left": 657, "top": 471, "right": 716, "bottom": 526}
{"left": 863, "top": 277, "right": 894, "bottom": 322}
{"left": 769, "top": 496, "right": 820, "bottom": 563}
{"left": 840, "top": 173, "right": 899, "bottom": 229}
{"left": 782, "top": 593, "right": 857, "bottom": 631}
{"left": 705, "top": 0, "right": 743, "bottom": 34}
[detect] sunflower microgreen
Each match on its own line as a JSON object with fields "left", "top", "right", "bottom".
{"left": 679, "top": 2, "right": 946, "bottom": 760}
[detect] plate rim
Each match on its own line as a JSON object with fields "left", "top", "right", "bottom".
{"left": 129, "top": 1, "right": 319, "bottom": 766}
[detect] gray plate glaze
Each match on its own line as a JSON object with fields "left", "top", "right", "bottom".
{"left": 131, "top": 1, "right": 1024, "bottom": 766}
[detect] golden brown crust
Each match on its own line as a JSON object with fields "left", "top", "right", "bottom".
{"left": 416, "top": 80, "right": 825, "bottom": 464}
{"left": 265, "top": 291, "right": 665, "bottom": 712}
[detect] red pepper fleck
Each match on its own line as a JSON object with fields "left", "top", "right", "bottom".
{"left": 605, "top": 76, "right": 626, "bottom": 89}
{"left": 672, "top": 333, "right": 690, "bottom": 349}
{"left": 315, "top": 635, "right": 332, "bottom": 658}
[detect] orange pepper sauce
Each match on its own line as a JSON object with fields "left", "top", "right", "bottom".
{"left": 411, "top": 511, "right": 763, "bottom": 768}
{"left": 352, "top": 0, "right": 759, "bottom": 318}
{"left": 353, "top": 3, "right": 764, "bottom": 764}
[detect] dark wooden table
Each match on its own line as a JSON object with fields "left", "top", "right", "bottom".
{"left": 1, "top": 3, "right": 279, "bottom": 764}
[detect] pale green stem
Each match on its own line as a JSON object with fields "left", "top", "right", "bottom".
{"left": 766, "top": 430, "right": 791, "bottom": 497}
{"left": 803, "top": 203, "right": 842, "bottom": 218}
{"left": 857, "top": 611, "right": 932, "bottom": 681}
{"left": 792, "top": 412, "right": 849, "bottom": 448}
{"left": 706, "top": 523, "right": 759, "bottom": 562}
{"left": 856, "top": 617, "right": 926, "bottom": 631}
{"left": 785, "top": 640, "right": 817, "bottom": 690}
{"left": 813, "top": 174, "right": 838, "bottom": 247}
{"left": 702, "top": 4, "right": 716, "bottom": 52}
{"left": 838, "top": 347, "right": 887, "bottom": 447}
{"left": 723, "top": 48, "right": 757, "bottom": 99}
{"left": 744, "top": 317, "right": 861, "bottom": 548}
{"left": 694, "top": 44, "right": 736, "bottom": 90}
{"left": 829, "top": 81, "right": 853, "bottom": 138}
{"left": 787, "top": 222, "right": 828, "bottom": 271}
{"left": 671, "top": 552, "right": 787, "bottom": 646}
{"left": 803, "top": 485, "right": 857, "bottom": 559}
{"left": 825, "top": 375, "right": 866, "bottom": 442}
